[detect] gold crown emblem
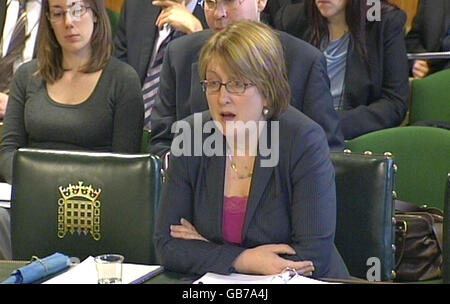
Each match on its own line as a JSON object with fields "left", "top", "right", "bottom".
{"left": 57, "top": 181, "right": 102, "bottom": 241}
{"left": 58, "top": 181, "right": 101, "bottom": 201}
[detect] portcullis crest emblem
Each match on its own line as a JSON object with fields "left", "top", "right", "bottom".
{"left": 57, "top": 182, "right": 102, "bottom": 241}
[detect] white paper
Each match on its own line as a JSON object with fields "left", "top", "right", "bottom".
{"left": 0, "top": 183, "right": 12, "bottom": 205}
{"left": 0, "top": 201, "right": 10, "bottom": 209}
{"left": 43, "top": 256, "right": 162, "bottom": 284}
{"left": 193, "top": 272, "right": 334, "bottom": 284}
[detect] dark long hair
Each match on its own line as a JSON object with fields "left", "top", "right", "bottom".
{"left": 305, "top": 0, "right": 396, "bottom": 58}
{"left": 36, "top": 0, "right": 113, "bottom": 83}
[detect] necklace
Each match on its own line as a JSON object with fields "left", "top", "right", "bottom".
{"left": 227, "top": 154, "right": 253, "bottom": 179}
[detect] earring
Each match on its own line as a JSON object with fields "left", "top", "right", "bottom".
{"left": 262, "top": 107, "right": 269, "bottom": 117}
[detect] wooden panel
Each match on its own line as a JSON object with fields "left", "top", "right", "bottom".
{"left": 105, "top": 0, "right": 125, "bottom": 13}
{"left": 388, "top": 0, "right": 419, "bottom": 32}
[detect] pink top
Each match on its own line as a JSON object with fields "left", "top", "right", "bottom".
{"left": 222, "top": 196, "right": 249, "bottom": 246}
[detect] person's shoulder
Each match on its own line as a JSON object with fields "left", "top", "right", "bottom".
{"left": 106, "top": 57, "right": 139, "bottom": 79}
{"left": 123, "top": 0, "right": 148, "bottom": 10}
{"left": 277, "top": 2, "right": 305, "bottom": 22}
{"left": 275, "top": 2, "right": 307, "bottom": 32}
{"left": 15, "top": 59, "right": 39, "bottom": 75}
{"left": 169, "top": 29, "right": 213, "bottom": 53}
{"left": 276, "top": 30, "right": 322, "bottom": 60}
{"left": 277, "top": 30, "right": 315, "bottom": 49}
{"left": 383, "top": 7, "right": 406, "bottom": 26}
{"left": 277, "top": 106, "right": 325, "bottom": 136}
{"left": 275, "top": 107, "right": 328, "bottom": 155}
{"left": 121, "top": 0, "right": 161, "bottom": 20}
{"left": 383, "top": 8, "right": 407, "bottom": 39}
{"left": 102, "top": 57, "right": 141, "bottom": 92}
{"left": 368, "top": 6, "right": 406, "bottom": 30}
{"left": 382, "top": 6, "right": 407, "bottom": 19}
{"left": 13, "top": 59, "right": 39, "bottom": 84}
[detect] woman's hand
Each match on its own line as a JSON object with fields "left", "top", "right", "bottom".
{"left": 232, "top": 244, "right": 315, "bottom": 276}
{"left": 170, "top": 218, "right": 209, "bottom": 242}
{"left": 412, "top": 60, "right": 430, "bottom": 79}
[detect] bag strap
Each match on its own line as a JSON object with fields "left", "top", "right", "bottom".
{"left": 432, "top": 218, "right": 444, "bottom": 254}
{"left": 394, "top": 219, "right": 407, "bottom": 269}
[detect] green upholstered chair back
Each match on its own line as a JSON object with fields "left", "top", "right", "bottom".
{"left": 331, "top": 152, "right": 396, "bottom": 281}
{"left": 11, "top": 149, "right": 161, "bottom": 264}
{"left": 444, "top": 174, "right": 450, "bottom": 284}
{"left": 409, "top": 69, "right": 450, "bottom": 125}
{"left": 346, "top": 126, "right": 450, "bottom": 210}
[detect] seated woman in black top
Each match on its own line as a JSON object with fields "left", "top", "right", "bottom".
{"left": 275, "top": 0, "right": 409, "bottom": 140}
{"left": 0, "top": 0, "right": 144, "bottom": 183}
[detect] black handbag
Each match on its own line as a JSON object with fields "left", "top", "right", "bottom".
{"left": 394, "top": 200, "right": 443, "bottom": 282}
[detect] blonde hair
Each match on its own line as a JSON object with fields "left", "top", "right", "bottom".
{"left": 198, "top": 20, "right": 290, "bottom": 118}
{"left": 36, "top": 0, "right": 113, "bottom": 83}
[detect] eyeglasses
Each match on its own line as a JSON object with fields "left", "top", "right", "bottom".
{"left": 201, "top": 80, "right": 255, "bottom": 94}
{"left": 47, "top": 2, "right": 91, "bottom": 23}
{"left": 203, "top": 0, "right": 244, "bottom": 10}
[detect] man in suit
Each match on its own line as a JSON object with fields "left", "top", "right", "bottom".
{"left": 115, "top": 0, "right": 208, "bottom": 85}
{"left": 0, "top": 0, "right": 41, "bottom": 119}
{"left": 406, "top": 0, "right": 450, "bottom": 79}
{"left": 114, "top": 0, "right": 207, "bottom": 129}
{"left": 149, "top": 0, "right": 344, "bottom": 155}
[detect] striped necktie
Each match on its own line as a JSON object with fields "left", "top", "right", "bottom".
{"left": 142, "top": 29, "right": 183, "bottom": 131}
{"left": 0, "top": 0, "right": 28, "bottom": 93}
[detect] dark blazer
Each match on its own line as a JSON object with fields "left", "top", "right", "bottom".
{"left": 261, "top": 0, "right": 293, "bottom": 26}
{"left": 114, "top": 0, "right": 208, "bottom": 85}
{"left": 275, "top": 4, "right": 410, "bottom": 140}
{"left": 405, "top": 0, "right": 450, "bottom": 73}
{"left": 154, "top": 106, "right": 350, "bottom": 279}
{"left": 149, "top": 28, "right": 344, "bottom": 156}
